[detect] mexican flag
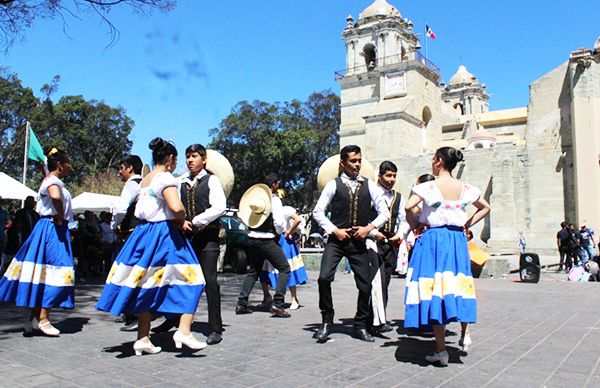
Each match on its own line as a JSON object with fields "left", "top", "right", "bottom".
{"left": 426, "top": 24, "right": 436, "bottom": 40}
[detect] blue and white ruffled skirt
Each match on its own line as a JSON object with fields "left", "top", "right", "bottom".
{"left": 0, "top": 218, "right": 75, "bottom": 309}
{"left": 261, "top": 235, "right": 308, "bottom": 288}
{"left": 404, "top": 225, "right": 476, "bottom": 328}
{"left": 96, "top": 220, "right": 205, "bottom": 316}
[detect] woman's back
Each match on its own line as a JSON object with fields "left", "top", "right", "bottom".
{"left": 134, "top": 171, "right": 177, "bottom": 222}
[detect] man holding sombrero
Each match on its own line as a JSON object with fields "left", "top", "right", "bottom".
{"left": 153, "top": 144, "right": 229, "bottom": 345}
{"left": 312, "top": 145, "right": 389, "bottom": 342}
{"left": 236, "top": 173, "right": 291, "bottom": 318}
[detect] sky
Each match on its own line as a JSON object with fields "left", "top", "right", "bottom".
{"left": 2, "top": 0, "right": 599, "bottom": 172}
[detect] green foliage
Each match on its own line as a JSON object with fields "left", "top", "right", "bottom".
{"left": 0, "top": 69, "right": 133, "bottom": 190}
{"left": 209, "top": 91, "right": 340, "bottom": 212}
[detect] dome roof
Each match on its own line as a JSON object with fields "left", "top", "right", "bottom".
{"left": 594, "top": 36, "right": 600, "bottom": 51}
{"left": 359, "top": 0, "right": 401, "bottom": 20}
{"left": 449, "top": 65, "right": 476, "bottom": 86}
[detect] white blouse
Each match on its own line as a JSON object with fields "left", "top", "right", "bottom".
{"left": 37, "top": 175, "right": 73, "bottom": 222}
{"left": 134, "top": 172, "right": 178, "bottom": 222}
{"left": 412, "top": 181, "right": 481, "bottom": 228}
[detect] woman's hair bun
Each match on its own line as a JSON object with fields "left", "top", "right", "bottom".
{"left": 149, "top": 137, "right": 166, "bottom": 151}
{"left": 454, "top": 149, "right": 464, "bottom": 162}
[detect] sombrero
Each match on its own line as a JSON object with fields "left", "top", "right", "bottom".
{"left": 317, "top": 154, "right": 377, "bottom": 192}
{"left": 206, "top": 149, "right": 235, "bottom": 198}
{"left": 238, "top": 183, "right": 272, "bottom": 228}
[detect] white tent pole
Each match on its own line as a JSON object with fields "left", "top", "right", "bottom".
{"left": 21, "top": 121, "right": 30, "bottom": 207}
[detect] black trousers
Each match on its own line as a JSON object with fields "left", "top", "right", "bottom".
{"left": 190, "top": 237, "right": 223, "bottom": 333}
{"left": 238, "top": 238, "right": 290, "bottom": 308}
{"left": 318, "top": 238, "right": 374, "bottom": 329}
{"left": 377, "top": 240, "right": 397, "bottom": 310}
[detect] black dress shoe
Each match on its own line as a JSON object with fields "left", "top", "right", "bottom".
{"left": 313, "top": 323, "right": 332, "bottom": 341}
{"left": 120, "top": 320, "right": 138, "bottom": 332}
{"left": 379, "top": 323, "right": 393, "bottom": 333}
{"left": 235, "top": 306, "right": 252, "bottom": 315}
{"left": 151, "top": 318, "right": 178, "bottom": 333}
{"left": 206, "top": 332, "right": 222, "bottom": 345}
{"left": 269, "top": 305, "right": 291, "bottom": 318}
{"left": 114, "top": 314, "right": 127, "bottom": 323}
{"left": 352, "top": 328, "right": 375, "bottom": 342}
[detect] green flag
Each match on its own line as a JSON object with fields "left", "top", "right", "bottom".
{"left": 27, "top": 126, "right": 45, "bottom": 163}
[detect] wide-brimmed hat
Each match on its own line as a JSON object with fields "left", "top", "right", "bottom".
{"left": 206, "top": 149, "right": 235, "bottom": 198}
{"left": 238, "top": 183, "right": 272, "bottom": 228}
{"left": 317, "top": 154, "right": 377, "bottom": 191}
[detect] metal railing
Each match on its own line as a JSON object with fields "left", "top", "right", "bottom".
{"left": 334, "top": 51, "right": 439, "bottom": 80}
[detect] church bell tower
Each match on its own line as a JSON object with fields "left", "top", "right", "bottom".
{"left": 337, "top": 0, "right": 442, "bottom": 161}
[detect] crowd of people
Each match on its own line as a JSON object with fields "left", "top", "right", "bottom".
{"left": 556, "top": 222, "right": 599, "bottom": 280}
{"left": 0, "top": 141, "right": 492, "bottom": 367}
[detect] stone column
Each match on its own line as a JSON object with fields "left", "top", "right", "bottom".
{"left": 487, "top": 155, "right": 519, "bottom": 253}
{"left": 568, "top": 57, "right": 600, "bottom": 231}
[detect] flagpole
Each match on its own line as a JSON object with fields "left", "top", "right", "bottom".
{"left": 22, "top": 121, "right": 30, "bottom": 207}
{"left": 425, "top": 26, "right": 428, "bottom": 60}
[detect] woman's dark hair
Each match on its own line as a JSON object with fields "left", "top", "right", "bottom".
{"left": 185, "top": 143, "right": 207, "bottom": 157}
{"left": 149, "top": 137, "right": 177, "bottom": 165}
{"left": 434, "top": 146, "right": 464, "bottom": 171}
{"left": 264, "top": 172, "right": 279, "bottom": 186}
{"left": 379, "top": 161, "right": 397, "bottom": 175}
{"left": 340, "top": 145, "right": 361, "bottom": 161}
{"left": 44, "top": 146, "right": 69, "bottom": 171}
{"left": 417, "top": 174, "right": 436, "bottom": 184}
{"left": 120, "top": 155, "right": 143, "bottom": 174}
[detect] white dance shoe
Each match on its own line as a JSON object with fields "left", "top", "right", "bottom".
{"left": 290, "top": 300, "right": 300, "bottom": 310}
{"left": 133, "top": 339, "right": 161, "bottom": 356}
{"left": 34, "top": 318, "right": 60, "bottom": 337}
{"left": 173, "top": 331, "right": 207, "bottom": 350}
{"left": 459, "top": 335, "right": 472, "bottom": 352}
{"left": 425, "top": 350, "right": 449, "bottom": 366}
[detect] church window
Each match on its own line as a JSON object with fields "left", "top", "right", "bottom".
{"left": 474, "top": 143, "right": 484, "bottom": 149}
{"left": 363, "top": 44, "right": 377, "bottom": 71}
{"left": 454, "top": 103, "right": 465, "bottom": 115}
{"left": 422, "top": 106, "right": 432, "bottom": 126}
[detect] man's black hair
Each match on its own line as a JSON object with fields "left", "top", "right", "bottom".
{"left": 185, "top": 144, "right": 207, "bottom": 157}
{"left": 120, "top": 155, "right": 143, "bottom": 175}
{"left": 378, "top": 161, "right": 397, "bottom": 175}
{"left": 340, "top": 145, "right": 361, "bottom": 161}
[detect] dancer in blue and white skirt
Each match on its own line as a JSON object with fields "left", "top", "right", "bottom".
{"left": 261, "top": 205, "right": 308, "bottom": 310}
{"left": 0, "top": 147, "right": 74, "bottom": 337}
{"left": 404, "top": 147, "right": 490, "bottom": 366}
{"left": 97, "top": 138, "right": 207, "bottom": 355}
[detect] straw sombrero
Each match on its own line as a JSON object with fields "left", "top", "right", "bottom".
{"left": 316, "top": 154, "right": 377, "bottom": 191}
{"left": 238, "top": 183, "right": 272, "bottom": 228}
{"left": 206, "top": 149, "right": 235, "bottom": 198}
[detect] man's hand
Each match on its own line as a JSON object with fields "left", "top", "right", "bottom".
{"left": 332, "top": 228, "right": 352, "bottom": 241}
{"left": 182, "top": 220, "right": 194, "bottom": 233}
{"left": 352, "top": 225, "right": 373, "bottom": 240}
{"left": 374, "top": 232, "right": 386, "bottom": 241}
{"left": 388, "top": 235, "right": 400, "bottom": 242}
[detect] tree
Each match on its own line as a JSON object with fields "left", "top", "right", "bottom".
{"left": 209, "top": 91, "right": 340, "bottom": 212}
{"left": 0, "top": 0, "right": 175, "bottom": 49}
{"left": 0, "top": 69, "right": 134, "bottom": 189}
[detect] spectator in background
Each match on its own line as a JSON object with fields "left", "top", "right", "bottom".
{"left": 518, "top": 231, "right": 526, "bottom": 254}
{"left": 0, "top": 199, "right": 7, "bottom": 257}
{"left": 557, "top": 222, "right": 575, "bottom": 272}
{"left": 14, "top": 196, "right": 40, "bottom": 244}
{"left": 579, "top": 225, "right": 595, "bottom": 264}
{"left": 79, "top": 211, "right": 103, "bottom": 276}
{"left": 99, "top": 211, "right": 115, "bottom": 274}
{"left": 570, "top": 224, "right": 583, "bottom": 265}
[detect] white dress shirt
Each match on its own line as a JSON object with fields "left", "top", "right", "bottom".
{"left": 368, "top": 184, "right": 410, "bottom": 240}
{"left": 248, "top": 194, "right": 286, "bottom": 239}
{"left": 312, "top": 173, "right": 389, "bottom": 235}
{"left": 112, "top": 174, "right": 142, "bottom": 229}
{"left": 178, "top": 169, "right": 227, "bottom": 227}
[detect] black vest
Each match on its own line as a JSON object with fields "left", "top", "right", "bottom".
{"left": 370, "top": 189, "right": 402, "bottom": 238}
{"left": 250, "top": 212, "right": 276, "bottom": 235}
{"left": 330, "top": 177, "right": 372, "bottom": 229}
{"left": 180, "top": 173, "right": 220, "bottom": 241}
{"left": 120, "top": 177, "right": 142, "bottom": 233}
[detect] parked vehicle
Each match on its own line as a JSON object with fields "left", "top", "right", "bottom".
{"left": 220, "top": 212, "right": 249, "bottom": 273}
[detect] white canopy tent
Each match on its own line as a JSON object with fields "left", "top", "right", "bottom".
{"left": 72, "top": 192, "right": 120, "bottom": 213}
{"left": 0, "top": 172, "right": 38, "bottom": 200}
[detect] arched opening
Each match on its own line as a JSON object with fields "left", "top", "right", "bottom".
{"left": 363, "top": 44, "right": 377, "bottom": 71}
{"left": 454, "top": 103, "right": 465, "bottom": 115}
{"left": 422, "top": 106, "right": 432, "bottom": 126}
{"left": 474, "top": 143, "right": 484, "bottom": 149}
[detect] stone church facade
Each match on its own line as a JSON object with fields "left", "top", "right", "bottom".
{"left": 337, "top": 0, "right": 600, "bottom": 254}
